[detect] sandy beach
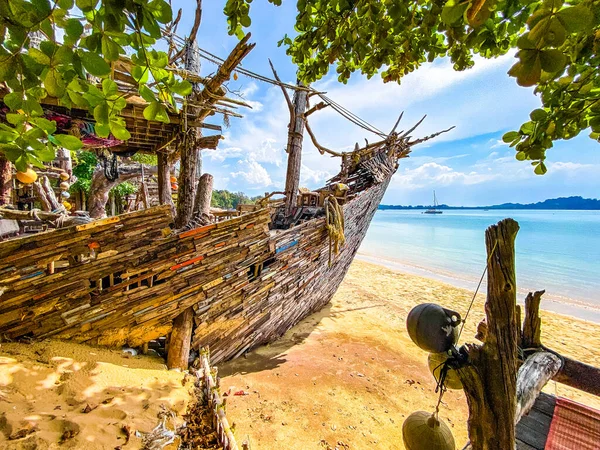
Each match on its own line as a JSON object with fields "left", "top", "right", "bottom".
{"left": 1, "top": 259, "right": 599, "bottom": 449}
{"left": 0, "top": 341, "right": 193, "bottom": 449}
{"left": 219, "top": 259, "right": 600, "bottom": 449}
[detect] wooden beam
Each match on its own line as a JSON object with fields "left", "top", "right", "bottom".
{"left": 166, "top": 307, "right": 194, "bottom": 370}
{"left": 550, "top": 351, "right": 600, "bottom": 396}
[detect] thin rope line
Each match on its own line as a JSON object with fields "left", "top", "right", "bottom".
{"left": 457, "top": 240, "right": 499, "bottom": 341}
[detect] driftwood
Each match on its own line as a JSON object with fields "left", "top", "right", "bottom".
{"left": 457, "top": 219, "right": 520, "bottom": 450}
{"left": 0, "top": 208, "right": 92, "bottom": 227}
{"left": 167, "top": 307, "right": 194, "bottom": 370}
{"left": 32, "top": 176, "right": 62, "bottom": 212}
{"left": 515, "top": 352, "right": 562, "bottom": 423}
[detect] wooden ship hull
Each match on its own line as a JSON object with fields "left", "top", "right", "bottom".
{"left": 0, "top": 151, "right": 394, "bottom": 364}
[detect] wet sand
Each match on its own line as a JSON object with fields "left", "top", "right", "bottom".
{"left": 220, "top": 259, "right": 600, "bottom": 449}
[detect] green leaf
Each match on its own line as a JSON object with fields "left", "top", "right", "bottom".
{"left": 93, "top": 103, "right": 109, "bottom": 124}
{"left": 30, "top": 117, "right": 57, "bottom": 134}
{"left": 6, "top": 113, "right": 25, "bottom": 126}
{"left": 101, "top": 36, "right": 121, "bottom": 62}
{"left": 519, "top": 121, "right": 535, "bottom": 135}
{"left": 53, "top": 134, "right": 83, "bottom": 150}
{"left": 14, "top": 155, "right": 28, "bottom": 172}
{"left": 502, "top": 131, "right": 520, "bottom": 143}
{"left": 95, "top": 123, "right": 110, "bottom": 138}
{"left": 139, "top": 85, "right": 157, "bottom": 103}
{"left": 37, "top": 144, "right": 56, "bottom": 162}
{"left": 515, "top": 151, "right": 527, "bottom": 161}
{"left": 0, "top": 144, "right": 24, "bottom": 161}
{"left": 441, "top": 0, "right": 468, "bottom": 25}
{"left": 27, "top": 154, "right": 45, "bottom": 169}
{"left": 64, "top": 19, "right": 84, "bottom": 43}
{"left": 556, "top": 5, "right": 594, "bottom": 33}
{"left": 508, "top": 53, "right": 541, "bottom": 87}
{"left": 102, "top": 78, "right": 118, "bottom": 97}
{"left": 44, "top": 69, "right": 66, "bottom": 97}
{"left": 28, "top": 48, "right": 50, "bottom": 65}
{"left": 131, "top": 65, "right": 149, "bottom": 84}
{"left": 143, "top": 101, "right": 169, "bottom": 123}
{"left": 76, "top": 0, "right": 98, "bottom": 12}
{"left": 539, "top": 49, "right": 566, "bottom": 74}
{"left": 80, "top": 51, "right": 111, "bottom": 77}
{"left": 534, "top": 161, "right": 547, "bottom": 175}
{"left": 109, "top": 121, "right": 131, "bottom": 140}
{"left": 530, "top": 109, "right": 548, "bottom": 121}
{"left": 148, "top": 0, "right": 173, "bottom": 23}
{"left": 3, "top": 92, "right": 23, "bottom": 111}
{"left": 170, "top": 80, "right": 193, "bottom": 96}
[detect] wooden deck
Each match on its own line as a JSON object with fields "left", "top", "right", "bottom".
{"left": 517, "top": 392, "right": 556, "bottom": 450}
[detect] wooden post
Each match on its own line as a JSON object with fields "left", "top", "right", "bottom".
{"left": 0, "top": 155, "right": 12, "bottom": 206}
{"left": 522, "top": 290, "right": 544, "bottom": 348}
{"left": 157, "top": 152, "right": 174, "bottom": 213}
{"left": 457, "top": 218, "right": 520, "bottom": 450}
{"left": 193, "top": 173, "right": 213, "bottom": 218}
{"left": 284, "top": 84, "right": 308, "bottom": 216}
{"left": 166, "top": 307, "right": 194, "bottom": 370}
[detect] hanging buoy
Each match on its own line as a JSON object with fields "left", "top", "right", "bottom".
{"left": 59, "top": 181, "right": 70, "bottom": 191}
{"left": 402, "top": 411, "right": 455, "bottom": 450}
{"left": 59, "top": 172, "right": 70, "bottom": 181}
{"left": 428, "top": 352, "right": 463, "bottom": 390}
{"left": 61, "top": 191, "right": 71, "bottom": 199}
{"left": 407, "top": 303, "right": 461, "bottom": 353}
{"left": 170, "top": 175, "right": 177, "bottom": 183}
{"left": 62, "top": 200, "right": 72, "bottom": 210}
{"left": 15, "top": 168, "right": 38, "bottom": 184}
{"left": 171, "top": 183, "right": 178, "bottom": 191}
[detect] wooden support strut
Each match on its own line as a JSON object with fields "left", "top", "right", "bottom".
{"left": 166, "top": 306, "right": 194, "bottom": 370}
{"left": 284, "top": 84, "right": 308, "bottom": 216}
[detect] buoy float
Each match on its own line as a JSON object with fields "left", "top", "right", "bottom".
{"left": 170, "top": 175, "right": 177, "bottom": 183}
{"left": 402, "top": 411, "right": 455, "bottom": 450}
{"left": 61, "top": 191, "right": 71, "bottom": 199}
{"left": 62, "top": 200, "right": 72, "bottom": 210}
{"left": 428, "top": 352, "right": 463, "bottom": 390}
{"left": 15, "top": 168, "right": 38, "bottom": 184}
{"left": 59, "top": 172, "right": 70, "bottom": 181}
{"left": 171, "top": 183, "right": 178, "bottom": 191}
{"left": 59, "top": 181, "right": 70, "bottom": 191}
{"left": 406, "top": 303, "right": 461, "bottom": 353}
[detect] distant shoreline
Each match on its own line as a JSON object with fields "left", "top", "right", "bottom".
{"left": 379, "top": 195, "right": 600, "bottom": 210}
{"left": 355, "top": 252, "right": 600, "bottom": 324}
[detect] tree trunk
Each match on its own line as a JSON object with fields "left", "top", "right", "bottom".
{"left": 166, "top": 307, "right": 194, "bottom": 370}
{"left": 157, "top": 152, "right": 174, "bottom": 214}
{"left": 284, "top": 84, "right": 308, "bottom": 216}
{"left": 56, "top": 148, "right": 76, "bottom": 183}
{"left": 175, "top": 136, "right": 198, "bottom": 228}
{"left": 522, "top": 290, "right": 544, "bottom": 349}
{"left": 193, "top": 173, "right": 213, "bottom": 218}
{"left": 457, "top": 218, "right": 520, "bottom": 450}
{"left": 0, "top": 155, "right": 12, "bottom": 206}
{"left": 88, "top": 164, "right": 157, "bottom": 219}
{"left": 32, "top": 176, "right": 61, "bottom": 212}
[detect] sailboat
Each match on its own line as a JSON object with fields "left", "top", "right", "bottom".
{"left": 424, "top": 190, "right": 443, "bottom": 214}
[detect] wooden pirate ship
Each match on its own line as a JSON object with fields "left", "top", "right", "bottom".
{"left": 0, "top": 30, "right": 450, "bottom": 370}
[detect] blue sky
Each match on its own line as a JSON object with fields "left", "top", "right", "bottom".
{"left": 172, "top": 1, "right": 599, "bottom": 206}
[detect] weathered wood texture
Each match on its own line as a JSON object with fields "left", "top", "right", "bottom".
{"left": 0, "top": 142, "right": 397, "bottom": 364}
{"left": 193, "top": 173, "right": 213, "bottom": 218}
{"left": 157, "top": 152, "right": 174, "bottom": 211}
{"left": 516, "top": 352, "right": 562, "bottom": 423}
{"left": 167, "top": 306, "right": 194, "bottom": 370}
{"left": 523, "top": 290, "right": 544, "bottom": 349}
{"left": 284, "top": 84, "right": 308, "bottom": 215}
{"left": 516, "top": 393, "right": 556, "bottom": 450}
{"left": 457, "top": 219, "right": 521, "bottom": 450}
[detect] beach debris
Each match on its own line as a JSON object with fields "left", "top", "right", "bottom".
{"left": 234, "top": 390, "right": 249, "bottom": 396}
{"left": 9, "top": 425, "right": 37, "bottom": 440}
{"left": 82, "top": 403, "right": 98, "bottom": 413}
{"left": 58, "top": 421, "right": 80, "bottom": 444}
{"left": 102, "top": 397, "right": 115, "bottom": 404}
{"left": 121, "top": 424, "right": 131, "bottom": 445}
{"left": 122, "top": 347, "right": 138, "bottom": 357}
{"left": 136, "top": 418, "right": 176, "bottom": 450}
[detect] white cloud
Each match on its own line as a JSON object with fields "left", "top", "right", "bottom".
{"left": 393, "top": 162, "right": 500, "bottom": 190}
{"left": 230, "top": 159, "right": 273, "bottom": 187}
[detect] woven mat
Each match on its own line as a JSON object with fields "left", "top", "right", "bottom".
{"left": 546, "top": 397, "right": 600, "bottom": 449}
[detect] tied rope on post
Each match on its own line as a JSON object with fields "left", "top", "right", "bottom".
{"left": 325, "top": 195, "right": 345, "bottom": 267}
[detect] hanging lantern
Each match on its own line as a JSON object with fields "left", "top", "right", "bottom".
{"left": 59, "top": 172, "right": 70, "bottom": 181}
{"left": 428, "top": 352, "right": 463, "bottom": 390}
{"left": 170, "top": 175, "right": 177, "bottom": 183}
{"left": 61, "top": 191, "right": 71, "bottom": 199}
{"left": 407, "top": 303, "right": 461, "bottom": 353}
{"left": 16, "top": 168, "right": 38, "bottom": 184}
{"left": 60, "top": 181, "right": 70, "bottom": 191}
{"left": 402, "top": 411, "right": 455, "bottom": 450}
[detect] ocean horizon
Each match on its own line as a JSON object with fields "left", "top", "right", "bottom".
{"left": 358, "top": 209, "right": 600, "bottom": 323}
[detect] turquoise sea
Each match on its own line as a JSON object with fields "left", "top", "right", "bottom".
{"left": 358, "top": 209, "right": 600, "bottom": 322}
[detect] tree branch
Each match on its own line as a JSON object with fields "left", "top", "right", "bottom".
{"left": 268, "top": 58, "right": 294, "bottom": 123}
{"left": 304, "top": 118, "right": 343, "bottom": 157}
